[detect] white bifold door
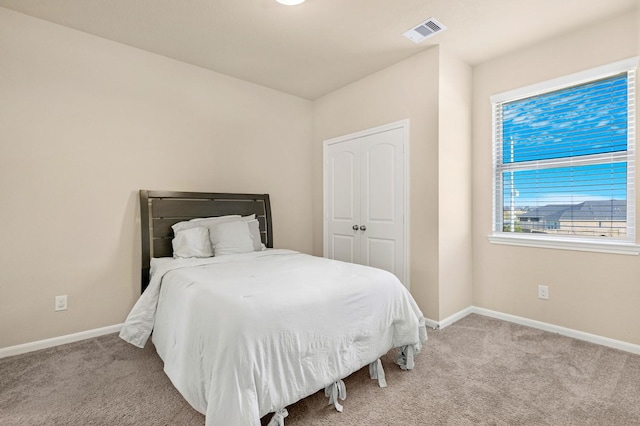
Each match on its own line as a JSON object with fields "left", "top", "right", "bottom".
{"left": 324, "top": 123, "right": 407, "bottom": 285}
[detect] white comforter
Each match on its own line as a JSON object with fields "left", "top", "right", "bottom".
{"left": 120, "top": 249, "right": 426, "bottom": 425}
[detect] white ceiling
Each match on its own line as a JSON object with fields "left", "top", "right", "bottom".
{"left": 0, "top": 0, "right": 637, "bottom": 100}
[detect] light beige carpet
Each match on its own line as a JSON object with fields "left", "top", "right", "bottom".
{"left": 1, "top": 314, "right": 639, "bottom": 425}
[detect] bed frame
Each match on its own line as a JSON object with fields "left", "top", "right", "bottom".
{"left": 139, "top": 190, "right": 273, "bottom": 292}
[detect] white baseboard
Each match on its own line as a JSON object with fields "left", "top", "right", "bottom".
{"left": 430, "top": 305, "right": 640, "bottom": 355}
{"left": 423, "top": 317, "right": 439, "bottom": 329}
{"left": 471, "top": 307, "right": 640, "bottom": 355}
{"left": 0, "top": 324, "right": 123, "bottom": 359}
{"left": 438, "top": 306, "right": 475, "bottom": 330}
{"left": 424, "top": 307, "right": 474, "bottom": 330}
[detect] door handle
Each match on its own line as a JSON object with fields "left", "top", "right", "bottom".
{"left": 352, "top": 225, "right": 359, "bottom": 231}
{"left": 360, "top": 225, "right": 367, "bottom": 231}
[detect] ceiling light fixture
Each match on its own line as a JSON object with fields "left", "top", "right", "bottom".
{"left": 276, "top": 0, "right": 306, "bottom": 5}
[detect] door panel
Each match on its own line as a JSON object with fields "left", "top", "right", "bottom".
{"left": 326, "top": 139, "right": 361, "bottom": 264}
{"left": 365, "top": 238, "right": 396, "bottom": 275}
{"left": 332, "top": 151, "right": 357, "bottom": 220}
{"left": 360, "top": 128, "right": 405, "bottom": 282}
{"left": 331, "top": 234, "right": 356, "bottom": 263}
{"left": 365, "top": 142, "right": 396, "bottom": 222}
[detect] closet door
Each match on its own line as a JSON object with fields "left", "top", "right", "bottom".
{"left": 359, "top": 127, "right": 405, "bottom": 283}
{"left": 325, "top": 138, "right": 361, "bottom": 264}
{"left": 324, "top": 124, "right": 406, "bottom": 284}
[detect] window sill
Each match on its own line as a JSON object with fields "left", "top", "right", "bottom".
{"left": 488, "top": 233, "right": 640, "bottom": 255}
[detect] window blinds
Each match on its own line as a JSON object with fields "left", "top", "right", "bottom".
{"left": 493, "top": 66, "right": 635, "bottom": 240}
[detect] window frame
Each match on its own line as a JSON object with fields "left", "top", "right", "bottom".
{"left": 489, "top": 58, "right": 640, "bottom": 255}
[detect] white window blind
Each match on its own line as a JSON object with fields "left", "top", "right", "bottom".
{"left": 492, "top": 59, "right": 637, "bottom": 245}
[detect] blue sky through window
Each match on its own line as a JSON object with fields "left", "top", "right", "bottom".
{"left": 500, "top": 74, "right": 628, "bottom": 208}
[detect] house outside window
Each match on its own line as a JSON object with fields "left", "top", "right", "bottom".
{"left": 489, "top": 58, "right": 640, "bottom": 255}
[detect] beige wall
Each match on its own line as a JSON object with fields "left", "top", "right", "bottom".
{"left": 313, "top": 46, "right": 473, "bottom": 322}
{"left": 472, "top": 10, "right": 640, "bottom": 345}
{"left": 438, "top": 50, "right": 473, "bottom": 319}
{"left": 0, "top": 8, "right": 313, "bottom": 348}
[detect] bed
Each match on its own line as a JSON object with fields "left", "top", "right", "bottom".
{"left": 120, "top": 190, "right": 427, "bottom": 426}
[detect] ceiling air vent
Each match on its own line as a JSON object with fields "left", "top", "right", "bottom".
{"left": 403, "top": 18, "right": 446, "bottom": 43}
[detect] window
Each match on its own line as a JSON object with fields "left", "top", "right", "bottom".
{"left": 490, "top": 58, "right": 639, "bottom": 254}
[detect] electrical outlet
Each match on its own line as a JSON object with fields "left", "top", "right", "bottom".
{"left": 537, "top": 285, "right": 549, "bottom": 300}
{"left": 55, "top": 295, "right": 68, "bottom": 311}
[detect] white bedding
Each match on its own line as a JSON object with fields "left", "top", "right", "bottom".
{"left": 120, "top": 249, "right": 427, "bottom": 425}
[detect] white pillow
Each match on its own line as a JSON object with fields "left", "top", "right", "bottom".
{"left": 172, "top": 214, "right": 264, "bottom": 251}
{"left": 247, "top": 219, "right": 266, "bottom": 251}
{"left": 210, "top": 221, "right": 255, "bottom": 256}
{"left": 172, "top": 214, "right": 244, "bottom": 233}
{"left": 172, "top": 227, "right": 214, "bottom": 258}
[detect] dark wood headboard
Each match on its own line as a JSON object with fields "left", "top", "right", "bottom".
{"left": 139, "top": 190, "right": 273, "bottom": 293}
